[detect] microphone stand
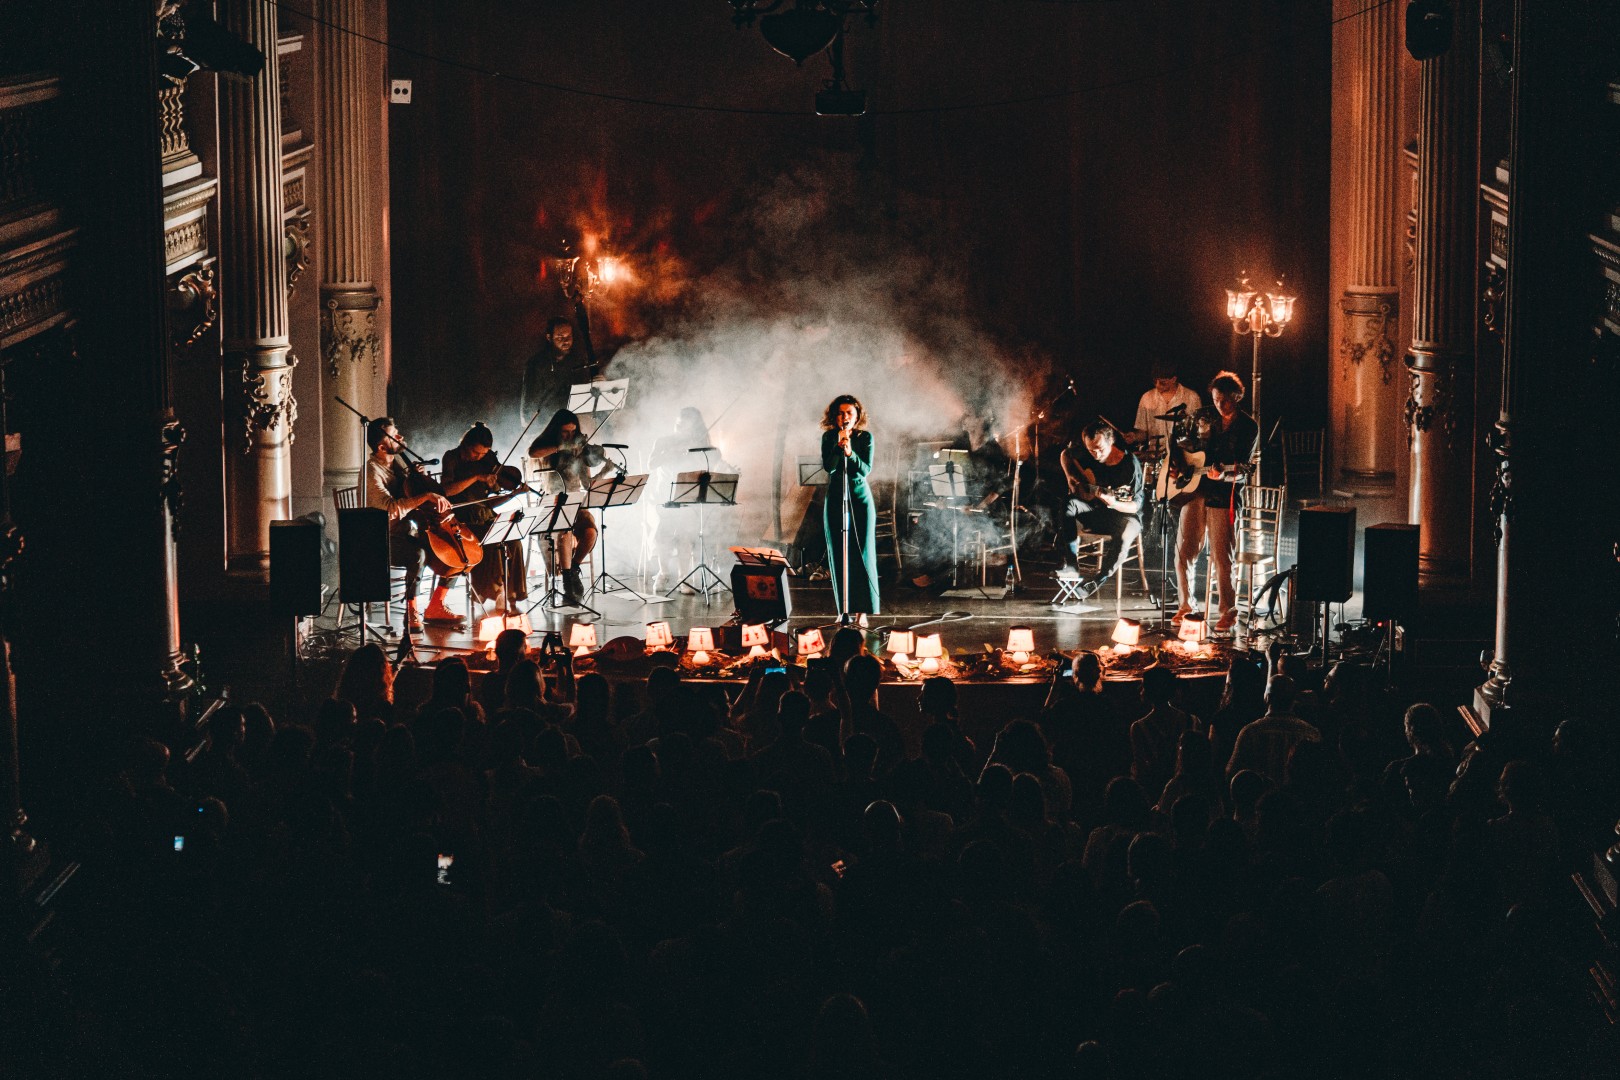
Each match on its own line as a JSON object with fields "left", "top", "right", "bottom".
{"left": 838, "top": 428, "right": 853, "bottom": 624}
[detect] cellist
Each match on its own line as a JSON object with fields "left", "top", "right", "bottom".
{"left": 364, "top": 417, "right": 456, "bottom": 631}
{"left": 441, "top": 421, "right": 529, "bottom": 616}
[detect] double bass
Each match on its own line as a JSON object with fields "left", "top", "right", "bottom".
{"left": 404, "top": 462, "right": 484, "bottom": 577}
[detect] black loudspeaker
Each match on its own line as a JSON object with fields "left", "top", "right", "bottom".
{"left": 1362, "top": 523, "right": 1420, "bottom": 621}
{"left": 269, "top": 519, "right": 323, "bottom": 616}
{"left": 1295, "top": 506, "right": 1356, "bottom": 603}
{"left": 731, "top": 561, "right": 793, "bottom": 624}
{"left": 338, "top": 507, "right": 391, "bottom": 603}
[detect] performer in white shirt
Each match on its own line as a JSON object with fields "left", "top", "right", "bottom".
{"left": 1128, "top": 357, "right": 1203, "bottom": 447}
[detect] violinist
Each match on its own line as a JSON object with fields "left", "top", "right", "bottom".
{"left": 441, "top": 422, "right": 529, "bottom": 616}
{"left": 527, "top": 408, "right": 607, "bottom": 606}
{"left": 364, "top": 417, "right": 456, "bottom": 632}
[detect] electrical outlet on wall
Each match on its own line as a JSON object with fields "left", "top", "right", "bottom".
{"left": 390, "top": 79, "right": 412, "bottom": 105}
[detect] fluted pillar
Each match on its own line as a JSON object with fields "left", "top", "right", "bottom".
{"left": 317, "top": 0, "right": 382, "bottom": 491}
{"left": 1332, "top": 0, "right": 1404, "bottom": 490}
{"left": 220, "top": 0, "right": 295, "bottom": 581}
{"left": 1476, "top": 0, "right": 1607, "bottom": 726}
{"left": 1403, "top": 0, "right": 1478, "bottom": 586}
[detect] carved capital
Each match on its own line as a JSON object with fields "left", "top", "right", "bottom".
{"left": 321, "top": 292, "right": 380, "bottom": 379}
{"left": 1340, "top": 293, "right": 1399, "bottom": 384}
{"left": 242, "top": 355, "right": 298, "bottom": 454}
{"left": 1486, "top": 420, "right": 1514, "bottom": 547}
{"left": 169, "top": 265, "right": 216, "bottom": 348}
{"left": 1403, "top": 351, "right": 1459, "bottom": 446}
{"left": 285, "top": 213, "right": 312, "bottom": 297}
{"left": 1481, "top": 262, "right": 1506, "bottom": 340}
{"left": 159, "top": 419, "right": 186, "bottom": 539}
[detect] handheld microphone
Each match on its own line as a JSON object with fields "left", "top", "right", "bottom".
{"left": 689, "top": 446, "right": 717, "bottom": 453}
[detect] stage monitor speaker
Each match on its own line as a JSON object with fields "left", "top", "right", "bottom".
{"left": 1295, "top": 506, "right": 1356, "bottom": 603}
{"left": 269, "top": 519, "right": 323, "bottom": 616}
{"left": 338, "top": 507, "right": 391, "bottom": 604}
{"left": 1362, "top": 522, "right": 1420, "bottom": 621}
{"left": 731, "top": 561, "right": 793, "bottom": 625}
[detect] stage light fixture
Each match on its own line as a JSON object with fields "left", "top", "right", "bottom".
{"left": 1405, "top": 0, "right": 1453, "bottom": 61}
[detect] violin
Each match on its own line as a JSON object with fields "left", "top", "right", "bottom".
{"left": 404, "top": 461, "right": 484, "bottom": 577}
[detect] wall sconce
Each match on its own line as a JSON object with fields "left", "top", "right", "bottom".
{"left": 645, "top": 621, "right": 673, "bottom": 650}
{"left": 1005, "top": 626, "right": 1034, "bottom": 665}
{"left": 1111, "top": 618, "right": 1140, "bottom": 653}
{"left": 568, "top": 623, "right": 598, "bottom": 657}
{"left": 687, "top": 626, "right": 715, "bottom": 666}
{"left": 915, "top": 633, "right": 943, "bottom": 674}
{"left": 887, "top": 629, "right": 915, "bottom": 664}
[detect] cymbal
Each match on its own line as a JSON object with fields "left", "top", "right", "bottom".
{"left": 1154, "top": 405, "right": 1189, "bottom": 421}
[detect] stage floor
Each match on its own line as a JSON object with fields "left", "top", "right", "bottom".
{"left": 314, "top": 562, "right": 1268, "bottom": 666}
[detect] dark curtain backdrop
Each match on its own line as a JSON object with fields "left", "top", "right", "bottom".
{"left": 388, "top": 0, "right": 1330, "bottom": 440}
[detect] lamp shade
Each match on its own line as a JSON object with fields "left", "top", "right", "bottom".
{"left": 1005, "top": 627, "right": 1035, "bottom": 655}
{"left": 1111, "top": 618, "right": 1141, "bottom": 647}
{"left": 645, "top": 621, "right": 673, "bottom": 649}
{"left": 568, "top": 623, "right": 598, "bottom": 652}
{"left": 797, "top": 628, "right": 825, "bottom": 655}
{"left": 1267, "top": 289, "right": 1296, "bottom": 327}
{"left": 1178, "top": 613, "right": 1205, "bottom": 642}
{"left": 686, "top": 627, "right": 715, "bottom": 652}
{"left": 914, "top": 633, "right": 943, "bottom": 658}
{"left": 741, "top": 623, "right": 769, "bottom": 648}
{"left": 1226, "top": 286, "right": 1256, "bottom": 322}
{"left": 476, "top": 612, "right": 532, "bottom": 643}
{"left": 888, "top": 630, "right": 916, "bottom": 656}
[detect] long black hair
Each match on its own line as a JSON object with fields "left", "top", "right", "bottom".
{"left": 529, "top": 409, "right": 583, "bottom": 456}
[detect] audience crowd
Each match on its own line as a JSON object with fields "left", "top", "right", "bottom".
{"left": 12, "top": 630, "right": 1619, "bottom": 1079}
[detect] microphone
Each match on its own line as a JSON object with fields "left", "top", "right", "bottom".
{"left": 689, "top": 446, "right": 717, "bottom": 453}
{"left": 601, "top": 443, "right": 629, "bottom": 449}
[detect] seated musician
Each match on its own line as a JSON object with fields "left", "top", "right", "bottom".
{"left": 908, "top": 410, "right": 1011, "bottom": 591}
{"left": 527, "top": 408, "right": 608, "bottom": 606}
{"left": 647, "top": 406, "right": 712, "bottom": 594}
{"left": 363, "top": 417, "right": 454, "bottom": 631}
{"left": 1057, "top": 421, "right": 1144, "bottom": 600}
{"left": 440, "top": 422, "right": 528, "bottom": 616}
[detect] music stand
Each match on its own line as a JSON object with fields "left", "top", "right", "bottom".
{"left": 585, "top": 471, "right": 651, "bottom": 600}
{"left": 479, "top": 505, "right": 528, "bottom": 614}
{"left": 666, "top": 467, "right": 739, "bottom": 602}
{"left": 523, "top": 490, "right": 599, "bottom": 618}
{"left": 927, "top": 460, "right": 974, "bottom": 590}
{"left": 570, "top": 378, "right": 629, "bottom": 446}
{"left": 797, "top": 455, "right": 829, "bottom": 487}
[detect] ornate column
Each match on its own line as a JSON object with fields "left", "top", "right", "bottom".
{"left": 1332, "top": 0, "right": 1404, "bottom": 490}
{"left": 57, "top": 0, "right": 190, "bottom": 716}
{"left": 1476, "top": 0, "right": 1605, "bottom": 726}
{"left": 1403, "top": 0, "right": 1477, "bottom": 585}
{"left": 220, "top": 0, "right": 295, "bottom": 580}
{"left": 317, "top": 0, "right": 382, "bottom": 492}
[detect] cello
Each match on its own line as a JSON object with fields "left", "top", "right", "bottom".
{"left": 404, "top": 461, "right": 485, "bottom": 578}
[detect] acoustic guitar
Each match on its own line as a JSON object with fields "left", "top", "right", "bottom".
{"left": 1155, "top": 447, "right": 1255, "bottom": 506}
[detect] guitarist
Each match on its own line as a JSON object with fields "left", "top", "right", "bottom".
{"left": 1174, "top": 371, "right": 1259, "bottom": 635}
{"left": 1057, "top": 421, "right": 1144, "bottom": 600}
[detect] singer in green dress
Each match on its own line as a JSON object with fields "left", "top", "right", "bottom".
{"left": 821, "top": 394, "right": 880, "bottom": 617}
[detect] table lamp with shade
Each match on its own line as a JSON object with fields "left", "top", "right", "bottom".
{"left": 741, "top": 623, "right": 769, "bottom": 657}
{"left": 1005, "top": 626, "right": 1035, "bottom": 665}
{"left": 915, "top": 633, "right": 943, "bottom": 674}
{"left": 645, "top": 621, "right": 674, "bottom": 651}
{"left": 887, "top": 629, "right": 915, "bottom": 664}
{"left": 568, "top": 623, "right": 597, "bottom": 657}
{"left": 1111, "top": 618, "right": 1140, "bottom": 653}
{"left": 686, "top": 626, "right": 715, "bottom": 666}
{"left": 797, "top": 627, "right": 825, "bottom": 658}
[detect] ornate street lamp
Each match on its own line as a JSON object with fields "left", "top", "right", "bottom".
{"left": 1225, "top": 274, "right": 1296, "bottom": 445}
